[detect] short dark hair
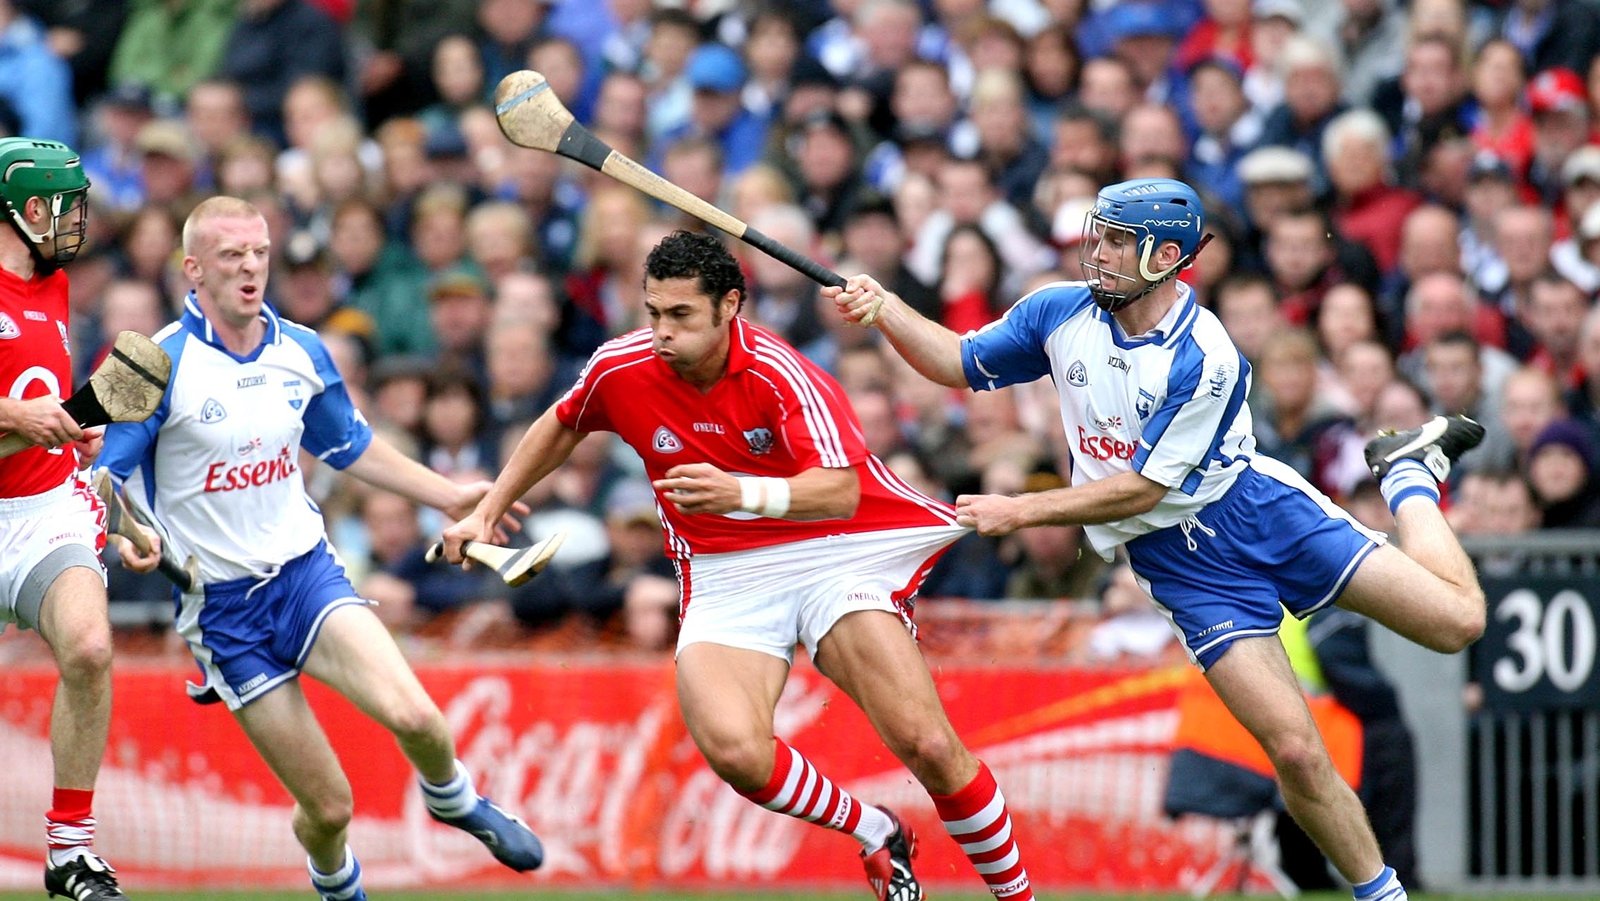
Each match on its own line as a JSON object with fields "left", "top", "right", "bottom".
{"left": 644, "top": 230, "right": 746, "bottom": 317}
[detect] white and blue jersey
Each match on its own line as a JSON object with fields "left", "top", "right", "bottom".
{"left": 100, "top": 294, "right": 372, "bottom": 583}
{"left": 962, "top": 281, "right": 1382, "bottom": 670}
{"left": 962, "top": 280, "right": 1254, "bottom": 557}
{"left": 99, "top": 295, "right": 374, "bottom": 707}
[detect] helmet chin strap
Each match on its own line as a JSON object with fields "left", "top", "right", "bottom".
{"left": 1090, "top": 233, "right": 1213, "bottom": 313}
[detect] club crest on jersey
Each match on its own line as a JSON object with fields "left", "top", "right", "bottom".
{"left": 200, "top": 398, "right": 227, "bottom": 423}
{"left": 1136, "top": 389, "right": 1155, "bottom": 420}
{"left": 1066, "top": 359, "right": 1088, "bottom": 387}
{"left": 283, "top": 378, "right": 305, "bottom": 410}
{"left": 0, "top": 313, "right": 18, "bottom": 339}
{"left": 652, "top": 426, "right": 683, "bottom": 453}
{"left": 743, "top": 427, "right": 774, "bottom": 455}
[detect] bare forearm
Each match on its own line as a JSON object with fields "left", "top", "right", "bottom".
{"left": 874, "top": 295, "right": 968, "bottom": 389}
{"left": 777, "top": 466, "right": 859, "bottom": 520}
{"left": 481, "top": 408, "right": 584, "bottom": 522}
{"left": 344, "top": 435, "right": 461, "bottom": 511}
{"left": 1019, "top": 472, "right": 1166, "bottom": 527}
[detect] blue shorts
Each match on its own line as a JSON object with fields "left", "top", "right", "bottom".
{"left": 1125, "top": 458, "right": 1383, "bottom": 671}
{"left": 177, "top": 540, "right": 365, "bottom": 709}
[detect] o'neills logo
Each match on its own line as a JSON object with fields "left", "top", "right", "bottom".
{"left": 203, "top": 445, "right": 298, "bottom": 492}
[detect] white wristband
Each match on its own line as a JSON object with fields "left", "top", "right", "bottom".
{"left": 760, "top": 476, "right": 790, "bottom": 518}
{"left": 737, "top": 476, "right": 791, "bottom": 518}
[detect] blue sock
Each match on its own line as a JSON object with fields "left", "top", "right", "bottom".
{"left": 1353, "top": 865, "right": 1405, "bottom": 901}
{"left": 1379, "top": 459, "right": 1439, "bottom": 515}
{"left": 308, "top": 847, "right": 364, "bottom": 901}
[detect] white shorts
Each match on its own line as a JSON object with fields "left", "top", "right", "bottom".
{"left": 0, "top": 473, "right": 107, "bottom": 632}
{"left": 674, "top": 524, "right": 966, "bottom": 663}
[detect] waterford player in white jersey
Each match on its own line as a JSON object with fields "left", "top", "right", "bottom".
{"left": 828, "top": 178, "right": 1488, "bottom": 901}
{"left": 99, "top": 197, "right": 543, "bottom": 901}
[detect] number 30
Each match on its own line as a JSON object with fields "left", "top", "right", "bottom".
{"left": 1492, "top": 589, "right": 1598, "bottom": 693}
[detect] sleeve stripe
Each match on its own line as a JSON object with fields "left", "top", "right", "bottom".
{"left": 751, "top": 337, "right": 850, "bottom": 468}
{"left": 572, "top": 356, "right": 653, "bottom": 427}
{"left": 1138, "top": 337, "right": 1206, "bottom": 453}
{"left": 865, "top": 455, "right": 959, "bottom": 525}
{"left": 556, "top": 332, "right": 654, "bottom": 412}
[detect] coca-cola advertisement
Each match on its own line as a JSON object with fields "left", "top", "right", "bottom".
{"left": 0, "top": 660, "right": 1261, "bottom": 892}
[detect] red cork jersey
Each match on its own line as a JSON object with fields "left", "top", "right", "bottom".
{"left": 0, "top": 266, "right": 78, "bottom": 497}
{"left": 555, "top": 318, "right": 957, "bottom": 559}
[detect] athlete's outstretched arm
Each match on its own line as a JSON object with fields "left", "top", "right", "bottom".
{"left": 824, "top": 274, "right": 967, "bottom": 389}
{"left": 343, "top": 432, "right": 510, "bottom": 521}
{"left": 956, "top": 470, "right": 1168, "bottom": 536}
{"left": 440, "top": 408, "right": 586, "bottom": 562}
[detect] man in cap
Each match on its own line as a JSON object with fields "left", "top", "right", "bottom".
{"left": 654, "top": 42, "right": 769, "bottom": 175}
{"left": 1527, "top": 67, "right": 1595, "bottom": 203}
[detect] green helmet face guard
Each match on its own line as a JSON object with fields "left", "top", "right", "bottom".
{"left": 0, "top": 137, "right": 92, "bottom": 266}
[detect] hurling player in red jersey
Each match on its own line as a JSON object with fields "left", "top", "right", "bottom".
{"left": 0, "top": 137, "right": 130, "bottom": 900}
{"left": 445, "top": 232, "right": 1035, "bottom": 901}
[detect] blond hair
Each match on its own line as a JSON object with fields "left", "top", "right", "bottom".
{"left": 182, "top": 195, "right": 265, "bottom": 256}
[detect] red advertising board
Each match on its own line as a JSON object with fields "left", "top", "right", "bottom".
{"left": 0, "top": 659, "right": 1263, "bottom": 893}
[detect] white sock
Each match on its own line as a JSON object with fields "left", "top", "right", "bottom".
{"left": 48, "top": 846, "right": 93, "bottom": 868}
{"left": 1380, "top": 459, "right": 1440, "bottom": 515}
{"left": 853, "top": 804, "right": 896, "bottom": 852}
{"left": 420, "top": 759, "right": 478, "bottom": 818}
{"left": 308, "top": 846, "right": 363, "bottom": 901}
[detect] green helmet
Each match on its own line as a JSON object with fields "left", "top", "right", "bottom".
{"left": 0, "top": 136, "right": 91, "bottom": 267}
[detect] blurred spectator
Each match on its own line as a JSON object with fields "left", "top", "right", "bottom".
{"left": 1378, "top": 203, "right": 1463, "bottom": 346}
{"left": 852, "top": 387, "right": 908, "bottom": 460}
{"left": 527, "top": 36, "right": 590, "bottom": 124}
{"left": 1337, "top": 339, "right": 1398, "bottom": 430}
{"left": 1213, "top": 271, "right": 1285, "bottom": 371}
{"left": 1478, "top": 205, "right": 1554, "bottom": 359}
{"left": 1468, "top": 39, "right": 1535, "bottom": 175}
{"left": 1460, "top": 151, "right": 1521, "bottom": 288}
{"left": 656, "top": 42, "right": 768, "bottom": 176}
{"left": 81, "top": 84, "right": 154, "bottom": 214}
{"left": 743, "top": 203, "right": 830, "bottom": 365}
{"left": 216, "top": 0, "right": 344, "bottom": 146}
{"left": 349, "top": 0, "right": 476, "bottom": 124}
{"left": 420, "top": 367, "right": 494, "bottom": 478}
{"left": 1258, "top": 35, "right": 1347, "bottom": 182}
{"left": 1242, "top": 0, "right": 1303, "bottom": 116}
{"left": 277, "top": 231, "right": 374, "bottom": 341}
{"left": 592, "top": 71, "right": 647, "bottom": 149}
{"left": 484, "top": 316, "right": 568, "bottom": 445}
{"left": 1102, "top": 0, "right": 1184, "bottom": 101}
{"left": 357, "top": 488, "right": 490, "bottom": 628}
{"left": 464, "top": 200, "right": 534, "bottom": 284}
{"left": 1315, "top": 284, "right": 1382, "bottom": 369}
{"left": 134, "top": 118, "right": 201, "bottom": 218}
{"left": 1254, "top": 328, "right": 1366, "bottom": 497}
{"left": 1117, "top": 102, "right": 1188, "bottom": 178}
{"left": 908, "top": 155, "right": 1052, "bottom": 292}
{"left": 17, "top": 0, "right": 127, "bottom": 108}
{"left": 739, "top": 8, "right": 801, "bottom": 122}
{"left": 368, "top": 354, "right": 431, "bottom": 433}
{"left": 1568, "top": 305, "right": 1600, "bottom": 433}
{"left": 416, "top": 33, "right": 484, "bottom": 144}
{"left": 475, "top": 0, "right": 547, "bottom": 99}
{"left": 1450, "top": 469, "right": 1542, "bottom": 538}
{"left": 967, "top": 68, "right": 1048, "bottom": 209}
{"left": 564, "top": 184, "right": 650, "bottom": 345}
{"left": 1324, "top": 108, "right": 1423, "bottom": 274}
{"left": 1312, "top": 0, "right": 1405, "bottom": 107}
{"left": 1185, "top": 57, "right": 1260, "bottom": 212}
{"left": 838, "top": 192, "right": 940, "bottom": 319}
{"left": 1004, "top": 472, "right": 1105, "bottom": 601}
{"left": 1371, "top": 375, "right": 1432, "bottom": 433}
{"left": 787, "top": 109, "right": 866, "bottom": 237}
{"left": 1398, "top": 271, "right": 1518, "bottom": 397}
{"left": 328, "top": 197, "right": 429, "bottom": 356}
{"left": 660, "top": 137, "right": 726, "bottom": 221}
{"left": 107, "top": 0, "right": 234, "bottom": 113}
{"left": 1380, "top": 34, "right": 1472, "bottom": 188}
{"left": 184, "top": 79, "right": 250, "bottom": 190}
{"left": 1077, "top": 55, "right": 1140, "bottom": 122}
{"left": 1022, "top": 23, "right": 1079, "bottom": 137}
{"left": 426, "top": 268, "right": 492, "bottom": 377}
{"left": 937, "top": 223, "right": 1003, "bottom": 334}
{"left": 1524, "top": 272, "right": 1589, "bottom": 388}
{"left": 1423, "top": 330, "right": 1510, "bottom": 474}
{"left": 1047, "top": 103, "right": 1119, "bottom": 185}
{"left": 1493, "top": 0, "right": 1600, "bottom": 76}
{"left": 0, "top": 0, "right": 80, "bottom": 144}
{"left": 119, "top": 203, "right": 183, "bottom": 299}
{"left": 1526, "top": 67, "right": 1592, "bottom": 205}
{"left": 1497, "top": 365, "right": 1565, "bottom": 471}
{"left": 1085, "top": 561, "right": 1177, "bottom": 665}
{"left": 640, "top": 8, "right": 698, "bottom": 141}
{"left": 1551, "top": 147, "right": 1600, "bottom": 291}
{"left": 1526, "top": 418, "right": 1600, "bottom": 528}
{"left": 1174, "top": 0, "right": 1255, "bottom": 76}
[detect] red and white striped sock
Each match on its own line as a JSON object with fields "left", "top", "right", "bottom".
{"left": 739, "top": 738, "right": 895, "bottom": 848}
{"left": 931, "top": 762, "right": 1033, "bottom": 899}
{"left": 46, "top": 788, "right": 95, "bottom": 867}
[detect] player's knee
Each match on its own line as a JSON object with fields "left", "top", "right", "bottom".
{"left": 1262, "top": 733, "right": 1331, "bottom": 793}
{"left": 888, "top": 727, "right": 964, "bottom": 782}
{"left": 302, "top": 792, "right": 354, "bottom": 833}
{"left": 54, "top": 626, "right": 113, "bottom": 684}
{"left": 699, "top": 734, "right": 774, "bottom": 791}
{"left": 385, "top": 699, "right": 447, "bottom": 745}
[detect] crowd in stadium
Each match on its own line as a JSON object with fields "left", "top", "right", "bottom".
{"left": 6, "top": 0, "right": 1599, "bottom": 648}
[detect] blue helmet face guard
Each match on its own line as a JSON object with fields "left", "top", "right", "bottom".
{"left": 1078, "top": 179, "right": 1210, "bottom": 312}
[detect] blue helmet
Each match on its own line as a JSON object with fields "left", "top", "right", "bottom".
{"left": 1079, "top": 178, "right": 1209, "bottom": 311}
